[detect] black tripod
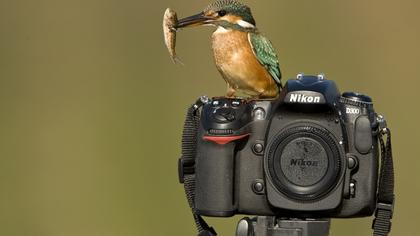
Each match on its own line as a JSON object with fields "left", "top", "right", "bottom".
{"left": 236, "top": 216, "right": 330, "bottom": 236}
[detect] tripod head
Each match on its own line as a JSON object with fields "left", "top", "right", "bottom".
{"left": 236, "top": 217, "right": 330, "bottom": 236}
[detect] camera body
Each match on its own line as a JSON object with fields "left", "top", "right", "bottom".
{"left": 195, "top": 75, "right": 379, "bottom": 218}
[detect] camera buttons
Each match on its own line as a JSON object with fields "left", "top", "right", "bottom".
{"left": 213, "top": 108, "right": 236, "bottom": 122}
{"left": 252, "top": 180, "right": 265, "bottom": 195}
{"left": 232, "top": 100, "right": 241, "bottom": 107}
{"left": 253, "top": 107, "right": 266, "bottom": 120}
{"left": 350, "top": 181, "right": 356, "bottom": 197}
{"left": 347, "top": 155, "right": 358, "bottom": 170}
{"left": 342, "top": 92, "right": 372, "bottom": 103}
{"left": 252, "top": 142, "right": 264, "bottom": 155}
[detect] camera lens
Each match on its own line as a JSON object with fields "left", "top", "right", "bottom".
{"left": 266, "top": 126, "right": 341, "bottom": 201}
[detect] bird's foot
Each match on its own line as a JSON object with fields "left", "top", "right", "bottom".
{"left": 225, "top": 92, "right": 238, "bottom": 99}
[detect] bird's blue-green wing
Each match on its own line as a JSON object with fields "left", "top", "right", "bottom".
{"left": 248, "top": 32, "right": 282, "bottom": 86}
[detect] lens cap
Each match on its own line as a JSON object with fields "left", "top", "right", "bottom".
{"left": 267, "top": 126, "right": 341, "bottom": 201}
{"left": 280, "top": 137, "right": 329, "bottom": 186}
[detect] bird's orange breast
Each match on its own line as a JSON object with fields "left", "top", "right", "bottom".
{"left": 211, "top": 28, "right": 278, "bottom": 97}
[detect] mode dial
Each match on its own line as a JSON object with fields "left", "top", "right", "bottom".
{"left": 340, "top": 92, "right": 373, "bottom": 108}
{"left": 213, "top": 108, "right": 236, "bottom": 123}
{"left": 342, "top": 92, "right": 372, "bottom": 103}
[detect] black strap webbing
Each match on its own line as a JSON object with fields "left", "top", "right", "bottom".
{"left": 372, "top": 127, "right": 394, "bottom": 236}
{"left": 179, "top": 98, "right": 217, "bottom": 236}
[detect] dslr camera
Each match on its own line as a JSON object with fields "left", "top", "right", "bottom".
{"left": 192, "top": 74, "right": 380, "bottom": 218}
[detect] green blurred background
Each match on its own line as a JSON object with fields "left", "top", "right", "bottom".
{"left": 0, "top": 0, "right": 418, "bottom": 235}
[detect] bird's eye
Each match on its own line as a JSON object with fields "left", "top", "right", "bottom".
{"left": 218, "top": 10, "right": 227, "bottom": 16}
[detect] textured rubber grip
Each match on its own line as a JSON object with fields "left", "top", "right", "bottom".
{"left": 195, "top": 140, "right": 236, "bottom": 216}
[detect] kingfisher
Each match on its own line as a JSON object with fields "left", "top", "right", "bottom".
{"left": 177, "top": 0, "right": 282, "bottom": 98}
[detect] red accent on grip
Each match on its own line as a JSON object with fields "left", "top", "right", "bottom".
{"left": 203, "top": 134, "right": 250, "bottom": 145}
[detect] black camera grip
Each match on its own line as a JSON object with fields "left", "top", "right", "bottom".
{"left": 195, "top": 140, "right": 236, "bottom": 217}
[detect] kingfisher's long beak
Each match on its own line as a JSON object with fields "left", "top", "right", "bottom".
{"left": 177, "top": 12, "right": 215, "bottom": 28}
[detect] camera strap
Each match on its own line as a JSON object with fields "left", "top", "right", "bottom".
{"left": 372, "top": 122, "right": 395, "bottom": 236}
{"left": 178, "top": 97, "right": 217, "bottom": 236}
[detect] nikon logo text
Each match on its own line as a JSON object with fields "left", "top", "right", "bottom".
{"left": 290, "top": 159, "right": 319, "bottom": 167}
{"left": 289, "top": 94, "right": 321, "bottom": 103}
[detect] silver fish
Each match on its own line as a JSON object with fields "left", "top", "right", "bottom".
{"left": 163, "top": 8, "right": 182, "bottom": 64}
